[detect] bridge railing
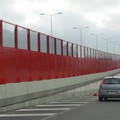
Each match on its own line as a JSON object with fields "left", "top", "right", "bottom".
{"left": 0, "top": 20, "right": 120, "bottom": 84}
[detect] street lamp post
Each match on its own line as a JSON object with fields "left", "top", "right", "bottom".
{"left": 91, "top": 33, "right": 103, "bottom": 50}
{"left": 103, "top": 37, "right": 112, "bottom": 52}
{"left": 73, "top": 26, "right": 89, "bottom": 46}
{"left": 40, "top": 12, "right": 62, "bottom": 36}
{"left": 110, "top": 41, "right": 118, "bottom": 53}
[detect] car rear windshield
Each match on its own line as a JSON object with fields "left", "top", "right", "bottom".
{"left": 104, "top": 78, "right": 120, "bottom": 84}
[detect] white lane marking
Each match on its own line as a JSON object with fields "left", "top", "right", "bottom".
{"left": 17, "top": 108, "right": 70, "bottom": 111}
{"left": 0, "top": 113, "right": 56, "bottom": 117}
{"left": 36, "top": 104, "right": 82, "bottom": 107}
{"left": 62, "top": 99, "right": 93, "bottom": 102}
{"left": 50, "top": 101, "right": 90, "bottom": 104}
{"left": 62, "top": 99, "right": 87, "bottom": 101}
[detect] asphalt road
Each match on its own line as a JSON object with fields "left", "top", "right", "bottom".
{"left": 47, "top": 99, "right": 120, "bottom": 120}
{"left": 1, "top": 96, "right": 120, "bottom": 120}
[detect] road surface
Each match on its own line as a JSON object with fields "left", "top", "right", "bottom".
{"left": 0, "top": 96, "right": 120, "bottom": 120}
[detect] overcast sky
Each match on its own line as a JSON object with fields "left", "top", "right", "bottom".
{"left": 1, "top": 0, "right": 120, "bottom": 53}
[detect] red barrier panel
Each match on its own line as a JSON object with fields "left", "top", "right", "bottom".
{"left": 3, "top": 47, "right": 18, "bottom": 83}
{"left": 49, "top": 54, "right": 57, "bottom": 79}
{"left": 18, "top": 49, "right": 30, "bottom": 82}
{"left": 0, "top": 46, "right": 119, "bottom": 84}
{"left": 56, "top": 55, "right": 63, "bottom": 78}
{"left": 62, "top": 57, "right": 69, "bottom": 77}
{"left": 30, "top": 51, "right": 40, "bottom": 80}
{"left": 0, "top": 20, "right": 120, "bottom": 84}
{"left": 39, "top": 53, "right": 49, "bottom": 80}
{"left": 0, "top": 47, "right": 4, "bottom": 84}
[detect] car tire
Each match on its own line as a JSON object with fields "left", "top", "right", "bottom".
{"left": 104, "top": 98, "right": 108, "bottom": 101}
{"left": 99, "top": 97, "right": 103, "bottom": 101}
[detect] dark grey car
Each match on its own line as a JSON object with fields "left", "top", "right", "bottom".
{"left": 99, "top": 76, "right": 120, "bottom": 101}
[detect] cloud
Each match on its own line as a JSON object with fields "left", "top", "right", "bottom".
{"left": 0, "top": 0, "right": 25, "bottom": 24}
{"left": 0, "top": 0, "right": 120, "bottom": 53}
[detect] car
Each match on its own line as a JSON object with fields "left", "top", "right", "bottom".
{"left": 98, "top": 76, "right": 120, "bottom": 101}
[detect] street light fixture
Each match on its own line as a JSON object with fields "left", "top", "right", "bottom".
{"left": 91, "top": 33, "right": 103, "bottom": 50}
{"left": 40, "top": 12, "right": 63, "bottom": 36}
{"left": 73, "top": 26, "right": 89, "bottom": 46}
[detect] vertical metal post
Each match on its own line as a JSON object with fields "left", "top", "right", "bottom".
{"left": 54, "top": 38, "right": 58, "bottom": 78}
{"left": 80, "top": 45, "right": 82, "bottom": 58}
{"left": 87, "top": 47, "right": 88, "bottom": 73}
{"left": 71, "top": 44, "right": 73, "bottom": 57}
{"left": 90, "top": 48, "right": 91, "bottom": 59}
{"left": 76, "top": 44, "right": 78, "bottom": 57}
{"left": 27, "top": 29, "right": 30, "bottom": 51}
{"left": 38, "top": 33, "right": 40, "bottom": 52}
{"left": 54, "top": 38, "right": 57, "bottom": 55}
{"left": 90, "top": 48, "right": 92, "bottom": 73}
{"left": 27, "top": 29, "right": 31, "bottom": 80}
{"left": 61, "top": 40, "right": 63, "bottom": 55}
{"left": 84, "top": 47, "right": 86, "bottom": 58}
{"left": 83, "top": 46, "right": 85, "bottom": 74}
{"left": 76, "top": 44, "right": 78, "bottom": 75}
{"left": 66, "top": 42, "right": 68, "bottom": 56}
{"left": 80, "top": 45, "right": 82, "bottom": 75}
{"left": 0, "top": 20, "right": 3, "bottom": 46}
{"left": 15, "top": 25, "right": 20, "bottom": 82}
{"left": 47, "top": 35, "right": 50, "bottom": 54}
{"left": 14, "top": 25, "right": 18, "bottom": 49}
{"left": 87, "top": 47, "right": 88, "bottom": 58}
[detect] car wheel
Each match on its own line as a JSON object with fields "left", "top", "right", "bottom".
{"left": 99, "top": 97, "right": 103, "bottom": 101}
{"left": 104, "top": 98, "right": 108, "bottom": 101}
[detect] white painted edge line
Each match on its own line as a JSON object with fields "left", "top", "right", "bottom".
{"left": 62, "top": 99, "right": 95, "bottom": 102}
{"left": 50, "top": 101, "right": 90, "bottom": 104}
{"left": 36, "top": 104, "right": 82, "bottom": 107}
{"left": 62, "top": 99, "right": 90, "bottom": 101}
{"left": 17, "top": 108, "right": 70, "bottom": 111}
{"left": 0, "top": 113, "right": 56, "bottom": 117}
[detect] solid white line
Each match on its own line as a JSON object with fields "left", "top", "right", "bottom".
{"left": 36, "top": 104, "right": 82, "bottom": 107}
{"left": 62, "top": 99, "right": 92, "bottom": 102}
{"left": 62, "top": 99, "right": 87, "bottom": 101}
{"left": 0, "top": 113, "right": 56, "bottom": 117}
{"left": 62, "top": 99, "right": 89, "bottom": 101}
{"left": 50, "top": 101, "right": 90, "bottom": 104}
{"left": 17, "top": 108, "right": 70, "bottom": 111}
{"left": 62, "top": 99, "right": 82, "bottom": 101}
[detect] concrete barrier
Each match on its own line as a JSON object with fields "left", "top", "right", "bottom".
{"left": 0, "top": 68, "right": 120, "bottom": 112}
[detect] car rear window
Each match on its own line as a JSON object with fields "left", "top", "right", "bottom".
{"left": 104, "top": 78, "right": 120, "bottom": 84}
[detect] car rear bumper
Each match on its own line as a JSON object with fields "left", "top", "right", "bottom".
{"left": 99, "top": 90, "right": 120, "bottom": 98}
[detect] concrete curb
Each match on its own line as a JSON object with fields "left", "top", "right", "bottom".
{"left": 0, "top": 81, "right": 100, "bottom": 113}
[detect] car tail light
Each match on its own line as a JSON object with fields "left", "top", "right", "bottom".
{"left": 101, "top": 80, "right": 104, "bottom": 84}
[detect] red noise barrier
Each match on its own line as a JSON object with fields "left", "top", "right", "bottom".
{"left": 0, "top": 20, "right": 120, "bottom": 84}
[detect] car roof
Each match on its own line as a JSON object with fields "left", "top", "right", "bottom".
{"left": 104, "top": 76, "right": 120, "bottom": 79}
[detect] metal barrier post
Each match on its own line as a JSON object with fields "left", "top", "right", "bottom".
{"left": 14, "top": 25, "right": 18, "bottom": 49}
{"left": 27, "top": 29, "right": 31, "bottom": 51}
{"left": 38, "top": 33, "right": 40, "bottom": 52}
{"left": 0, "top": 20, "right": 3, "bottom": 46}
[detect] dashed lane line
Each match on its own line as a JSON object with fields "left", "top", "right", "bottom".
{"left": 17, "top": 108, "right": 70, "bottom": 111}
{"left": 0, "top": 113, "right": 56, "bottom": 117}
{"left": 36, "top": 104, "right": 82, "bottom": 107}
{"left": 50, "top": 101, "right": 90, "bottom": 104}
